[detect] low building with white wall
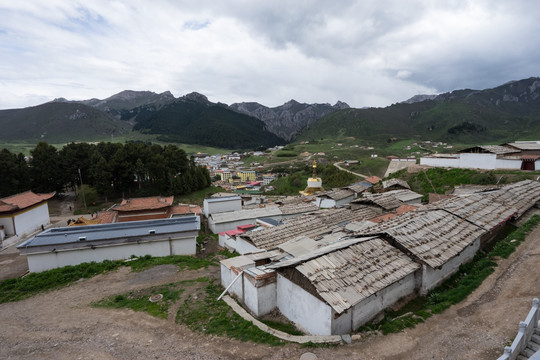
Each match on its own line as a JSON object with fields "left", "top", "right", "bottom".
{"left": 208, "top": 206, "right": 282, "bottom": 234}
{"left": 17, "top": 216, "right": 200, "bottom": 272}
{"left": 314, "top": 189, "right": 355, "bottom": 208}
{"left": 0, "top": 191, "right": 55, "bottom": 240}
{"left": 351, "top": 208, "right": 486, "bottom": 294}
{"left": 420, "top": 142, "right": 540, "bottom": 170}
{"left": 203, "top": 195, "right": 242, "bottom": 218}
{"left": 268, "top": 237, "right": 420, "bottom": 335}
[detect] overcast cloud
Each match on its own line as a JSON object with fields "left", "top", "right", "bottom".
{"left": 1, "top": 0, "right": 539, "bottom": 109}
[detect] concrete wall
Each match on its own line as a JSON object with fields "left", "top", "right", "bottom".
{"left": 459, "top": 153, "right": 497, "bottom": 169}
{"left": 203, "top": 198, "right": 242, "bottom": 218}
{"left": 220, "top": 264, "right": 245, "bottom": 300}
{"left": 495, "top": 158, "right": 523, "bottom": 169}
{"left": 11, "top": 203, "right": 50, "bottom": 236}
{"left": 244, "top": 276, "right": 277, "bottom": 317}
{"left": 209, "top": 218, "right": 256, "bottom": 234}
{"left": 26, "top": 236, "right": 195, "bottom": 273}
{"left": 420, "top": 156, "right": 460, "bottom": 168}
{"left": 276, "top": 274, "right": 333, "bottom": 335}
{"left": 421, "top": 237, "right": 481, "bottom": 294}
{"left": 236, "top": 237, "right": 260, "bottom": 254}
{"left": 0, "top": 216, "right": 15, "bottom": 236}
{"left": 351, "top": 272, "right": 417, "bottom": 329}
{"left": 421, "top": 153, "right": 527, "bottom": 171}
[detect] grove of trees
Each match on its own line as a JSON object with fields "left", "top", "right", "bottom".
{"left": 0, "top": 142, "right": 211, "bottom": 199}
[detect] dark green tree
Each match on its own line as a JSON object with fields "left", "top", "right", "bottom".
{"left": 30, "top": 142, "right": 63, "bottom": 193}
{"left": 0, "top": 149, "right": 30, "bottom": 197}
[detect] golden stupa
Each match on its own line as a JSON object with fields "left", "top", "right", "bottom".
{"left": 300, "top": 160, "right": 324, "bottom": 195}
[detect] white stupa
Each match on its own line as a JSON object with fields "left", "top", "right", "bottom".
{"left": 300, "top": 160, "right": 323, "bottom": 195}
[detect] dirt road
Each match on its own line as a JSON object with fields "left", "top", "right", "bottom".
{"left": 1, "top": 221, "right": 539, "bottom": 359}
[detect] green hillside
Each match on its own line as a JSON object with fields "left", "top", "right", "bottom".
{"left": 133, "top": 99, "right": 285, "bottom": 149}
{"left": 297, "top": 77, "right": 540, "bottom": 146}
{"left": 0, "top": 102, "right": 131, "bottom": 143}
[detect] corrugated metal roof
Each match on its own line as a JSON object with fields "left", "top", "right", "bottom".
{"left": 271, "top": 237, "right": 420, "bottom": 314}
{"left": 210, "top": 206, "right": 282, "bottom": 224}
{"left": 426, "top": 193, "right": 516, "bottom": 231}
{"left": 354, "top": 209, "right": 485, "bottom": 268}
{"left": 17, "top": 216, "right": 200, "bottom": 249}
{"left": 205, "top": 196, "right": 242, "bottom": 204}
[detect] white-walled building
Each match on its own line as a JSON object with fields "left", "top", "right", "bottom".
{"left": 203, "top": 195, "right": 242, "bottom": 218}
{"left": 420, "top": 142, "right": 540, "bottom": 170}
{"left": 17, "top": 216, "right": 200, "bottom": 272}
{"left": 314, "top": 189, "right": 355, "bottom": 208}
{"left": 0, "top": 191, "right": 55, "bottom": 240}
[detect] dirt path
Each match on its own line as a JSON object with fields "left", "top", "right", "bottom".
{"left": 334, "top": 162, "right": 368, "bottom": 178}
{"left": 1, "top": 222, "right": 539, "bottom": 359}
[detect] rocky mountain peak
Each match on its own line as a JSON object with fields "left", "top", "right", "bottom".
{"left": 181, "top": 92, "right": 209, "bottom": 104}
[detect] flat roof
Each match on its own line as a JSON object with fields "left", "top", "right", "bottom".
{"left": 18, "top": 216, "right": 200, "bottom": 249}
{"left": 205, "top": 196, "right": 242, "bottom": 204}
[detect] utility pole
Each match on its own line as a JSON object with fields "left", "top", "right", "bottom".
{"left": 78, "top": 168, "right": 87, "bottom": 212}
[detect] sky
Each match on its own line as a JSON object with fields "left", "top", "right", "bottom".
{"left": 1, "top": 0, "right": 539, "bottom": 110}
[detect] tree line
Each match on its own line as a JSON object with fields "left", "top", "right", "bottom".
{"left": 0, "top": 142, "right": 211, "bottom": 199}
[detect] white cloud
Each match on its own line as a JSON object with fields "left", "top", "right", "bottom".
{"left": 0, "top": 0, "right": 539, "bottom": 109}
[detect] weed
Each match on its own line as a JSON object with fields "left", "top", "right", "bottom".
{"left": 0, "top": 259, "right": 123, "bottom": 304}
{"left": 176, "top": 280, "right": 285, "bottom": 346}
{"left": 94, "top": 282, "right": 184, "bottom": 319}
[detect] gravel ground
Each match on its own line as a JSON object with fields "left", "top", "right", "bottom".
{"left": 1, "top": 206, "right": 539, "bottom": 359}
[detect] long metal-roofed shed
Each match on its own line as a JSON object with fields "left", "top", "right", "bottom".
{"left": 17, "top": 216, "right": 200, "bottom": 272}
{"left": 353, "top": 208, "right": 486, "bottom": 294}
{"left": 267, "top": 236, "right": 420, "bottom": 335}
{"left": 426, "top": 193, "right": 517, "bottom": 234}
{"left": 484, "top": 180, "right": 540, "bottom": 218}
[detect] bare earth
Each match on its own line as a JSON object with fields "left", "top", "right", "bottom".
{"left": 1, "top": 214, "right": 539, "bottom": 359}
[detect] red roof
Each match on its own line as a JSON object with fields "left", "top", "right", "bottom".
{"left": 170, "top": 204, "right": 201, "bottom": 215}
{"left": 0, "top": 191, "right": 55, "bottom": 213}
{"left": 237, "top": 224, "right": 256, "bottom": 230}
{"left": 96, "top": 211, "right": 117, "bottom": 224}
{"left": 364, "top": 176, "right": 382, "bottom": 185}
{"left": 396, "top": 204, "right": 418, "bottom": 214}
{"left": 115, "top": 196, "right": 174, "bottom": 212}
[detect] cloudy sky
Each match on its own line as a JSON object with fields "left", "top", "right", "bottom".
{"left": 1, "top": 1, "right": 539, "bottom": 110}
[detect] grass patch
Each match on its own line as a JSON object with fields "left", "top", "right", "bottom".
{"left": 176, "top": 280, "right": 285, "bottom": 346}
{"left": 127, "top": 254, "right": 217, "bottom": 272}
{"left": 357, "top": 215, "right": 540, "bottom": 334}
{"left": 94, "top": 281, "right": 187, "bottom": 319}
{"left": 261, "top": 319, "right": 303, "bottom": 336}
{"left": 0, "top": 259, "right": 122, "bottom": 304}
{"left": 0, "top": 254, "right": 220, "bottom": 304}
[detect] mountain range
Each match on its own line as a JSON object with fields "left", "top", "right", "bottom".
{"left": 1, "top": 76, "right": 540, "bottom": 148}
